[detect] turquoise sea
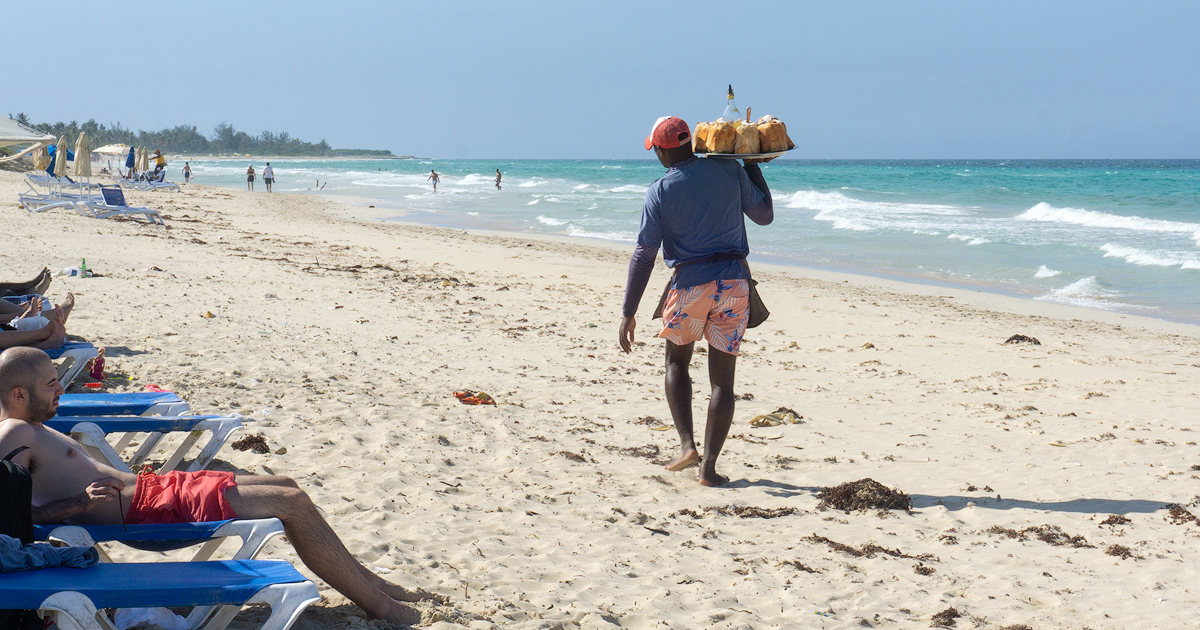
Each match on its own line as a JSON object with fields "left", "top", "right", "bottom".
{"left": 182, "top": 158, "right": 1200, "bottom": 324}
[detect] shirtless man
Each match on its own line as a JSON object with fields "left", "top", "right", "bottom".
{"left": 0, "top": 347, "right": 439, "bottom": 626}
{"left": 427, "top": 170, "right": 440, "bottom": 191}
{"left": 494, "top": 169, "right": 502, "bottom": 190}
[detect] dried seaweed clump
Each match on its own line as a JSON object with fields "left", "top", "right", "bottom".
{"left": 931, "top": 607, "right": 960, "bottom": 628}
{"left": 778, "top": 559, "right": 821, "bottom": 574}
{"left": 1165, "top": 503, "right": 1200, "bottom": 526}
{"left": 1105, "top": 544, "right": 1139, "bottom": 560}
{"left": 554, "top": 451, "right": 588, "bottom": 463}
{"left": 817, "top": 478, "right": 911, "bottom": 512}
{"left": 1002, "top": 334, "right": 1041, "bottom": 345}
{"left": 231, "top": 434, "right": 270, "bottom": 454}
{"left": 805, "top": 534, "right": 937, "bottom": 561}
{"left": 986, "top": 524, "right": 1093, "bottom": 548}
{"left": 1100, "top": 514, "right": 1131, "bottom": 526}
{"left": 705, "top": 505, "right": 799, "bottom": 519}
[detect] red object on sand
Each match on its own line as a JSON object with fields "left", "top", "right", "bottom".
{"left": 88, "top": 355, "right": 105, "bottom": 380}
{"left": 145, "top": 384, "right": 171, "bottom": 393}
{"left": 83, "top": 382, "right": 103, "bottom": 389}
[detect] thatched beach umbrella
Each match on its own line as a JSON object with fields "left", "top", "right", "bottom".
{"left": 52, "top": 135, "right": 68, "bottom": 177}
{"left": 73, "top": 132, "right": 92, "bottom": 177}
{"left": 31, "top": 144, "right": 49, "bottom": 170}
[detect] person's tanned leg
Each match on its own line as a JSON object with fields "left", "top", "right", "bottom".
{"left": 700, "top": 345, "right": 737, "bottom": 486}
{"left": 663, "top": 340, "right": 700, "bottom": 471}
{"left": 224, "top": 476, "right": 425, "bottom": 625}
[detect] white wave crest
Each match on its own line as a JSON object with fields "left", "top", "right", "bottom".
{"left": 1034, "top": 265, "right": 1062, "bottom": 278}
{"left": 947, "top": 234, "right": 991, "bottom": 245}
{"left": 1035, "top": 276, "right": 1130, "bottom": 311}
{"left": 607, "top": 184, "right": 648, "bottom": 194}
{"left": 518, "top": 178, "right": 548, "bottom": 188}
{"left": 1100, "top": 244, "right": 1200, "bottom": 269}
{"left": 567, "top": 227, "right": 637, "bottom": 242}
{"left": 527, "top": 199, "right": 540, "bottom": 205}
{"left": 537, "top": 215, "right": 567, "bottom": 226}
{"left": 785, "top": 190, "right": 971, "bottom": 233}
{"left": 573, "top": 184, "right": 592, "bottom": 190}
{"left": 1017, "top": 202, "right": 1200, "bottom": 245}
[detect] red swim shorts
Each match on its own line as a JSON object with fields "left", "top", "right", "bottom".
{"left": 658, "top": 279, "right": 750, "bottom": 355}
{"left": 126, "top": 470, "right": 240, "bottom": 524}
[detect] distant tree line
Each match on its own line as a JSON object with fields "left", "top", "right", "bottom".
{"left": 5, "top": 113, "right": 394, "bottom": 157}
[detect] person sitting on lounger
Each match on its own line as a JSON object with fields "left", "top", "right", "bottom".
{"left": 1, "top": 294, "right": 73, "bottom": 332}
{"left": 0, "top": 306, "right": 66, "bottom": 350}
{"left": 0, "top": 347, "right": 442, "bottom": 626}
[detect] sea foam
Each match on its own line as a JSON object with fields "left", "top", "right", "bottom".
{"left": 1018, "top": 203, "right": 1200, "bottom": 245}
{"left": 1100, "top": 244, "right": 1200, "bottom": 269}
{"left": 1034, "top": 265, "right": 1062, "bottom": 278}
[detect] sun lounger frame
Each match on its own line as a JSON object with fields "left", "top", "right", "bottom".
{"left": 45, "top": 415, "right": 243, "bottom": 473}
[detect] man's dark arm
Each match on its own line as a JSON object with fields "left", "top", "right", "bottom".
{"left": 743, "top": 163, "right": 773, "bottom": 226}
{"left": 621, "top": 244, "right": 657, "bottom": 317}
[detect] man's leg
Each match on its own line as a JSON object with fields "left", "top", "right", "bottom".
{"left": 224, "top": 476, "right": 427, "bottom": 625}
{"left": 663, "top": 340, "right": 700, "bottom": 471}
{"left": 700, "top": 346, "right": 737, "bottom": 486}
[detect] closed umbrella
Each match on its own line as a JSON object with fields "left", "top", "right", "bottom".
{"left": 52, "top": 136, "right": 68, "bottom": 177}
{"left": 139, "top": 147, "right": 150, "bottom": 171}
{"left": 73, "top": 132, "right": 92, "bottom": 177}
{"left": 31, "top": 144, "right": 49, "bottom": 170}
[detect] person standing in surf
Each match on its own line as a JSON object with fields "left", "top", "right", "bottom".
{"left": 428, "top": 169, "right": 440, "bottom": 191}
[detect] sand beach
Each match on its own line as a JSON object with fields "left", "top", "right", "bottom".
{"left": 3, "top": 170, "right": 1200, "bottom": 629}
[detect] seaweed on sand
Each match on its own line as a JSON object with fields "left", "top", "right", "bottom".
{"left": 817, "top": 478, "right": 911, "bottom": 512}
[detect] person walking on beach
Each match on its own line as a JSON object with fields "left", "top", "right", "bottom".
{"left": 263, "top": 162, "right": 274, "bottom": 192}
{"left": 246, "top": 163, "right": 256, "bottom": 191}
{"left": 618, "top": 116, "right": 774, "bottom": 487}
{"left": 182, "top": 162, "right": 192, "bottom": 183}
{"left": 124, "top": 146, "right": 135, "bottom": 179}
{"left": 495, "top": 168, "right": 502, "bottom": 190}
{"left": 428, "top": 169, "right": 440, "bottom": 191}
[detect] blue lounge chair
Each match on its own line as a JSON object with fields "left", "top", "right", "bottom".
{"left": 57, "top": 391, "right": 192, "bottom": 417}
{"left": 45, "top": 415, "right": 243, "bottom": 473}
{"left": 0, "top": 560, "right": 319, "bottom": 630}
{"left": 36, "top": 518, "right": 285, "bottom": 562}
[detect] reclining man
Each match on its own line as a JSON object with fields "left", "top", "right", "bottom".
{"left": 0, "top": 297, "right": 68, "bottom": 350}
{"left": 0, "top": 347, "right": 439, "bottom": 626}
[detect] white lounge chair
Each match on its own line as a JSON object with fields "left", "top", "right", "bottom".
{"left": 75, "top": 185, "right": 164, "bottom": 224}
{"left": 44, "top": 414, "right": 244, "bottom": 473}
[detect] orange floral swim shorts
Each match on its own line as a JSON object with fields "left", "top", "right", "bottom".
{"left": 658, "top": 279, "right": 749, "bottom": 355}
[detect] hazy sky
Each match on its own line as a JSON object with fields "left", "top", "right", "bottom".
{"left": 6, "top": 1, "right": 1198, "bottom": 159}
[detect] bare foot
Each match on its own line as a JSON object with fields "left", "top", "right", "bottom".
{"left": 18, "top": 297, "right": 41, "bottom": 320}
{"left": 377, "top": 601, "right": 422, "bottom": 626}
{"left": 698, "top": 471, "right": 730, "bottom": 487}
{"left": 664, "top": 449, "right": 700, "bottom": 471}
{"left": 59, "top": 292, "right": 74, "bottom": 322}
{"left": 31, "top": 321, "right": 66, "bottom": 350}
{"left": 380, "top": 582, "right": 449, "bottom": 604}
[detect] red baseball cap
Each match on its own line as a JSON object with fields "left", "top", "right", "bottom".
{"left": 644, "top": 116, "right": 691, "bottom": 150}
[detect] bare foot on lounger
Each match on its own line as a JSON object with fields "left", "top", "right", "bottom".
{"left": 30, "top": 316, "right": 65, "bottom": 350}
{"left": 17, "top": 297, "right": 42, "bottom": 320}
{"left": 664, "top": 448, "right": 701, "bottom": 471}
{"left": 59, "top": 292, "right": 74, "bottom": 323}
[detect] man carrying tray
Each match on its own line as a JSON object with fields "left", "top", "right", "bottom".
{"left": 618, "top": 116, "right": 774, "bottom": 487}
